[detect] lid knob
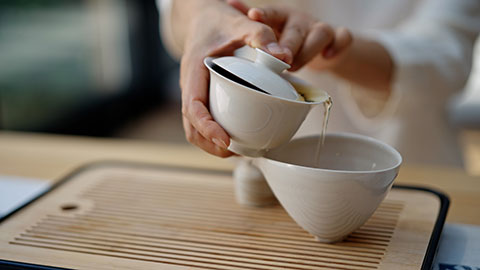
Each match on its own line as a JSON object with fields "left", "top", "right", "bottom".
{"left": 255, "top": 48, "right": 291, "bottom": 74}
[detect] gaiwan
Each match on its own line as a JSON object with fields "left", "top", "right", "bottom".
{"left": 204, "top": 48, "right": 331, "bottom": 157}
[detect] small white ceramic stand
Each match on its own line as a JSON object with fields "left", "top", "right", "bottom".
{"left": 233, "top": 158, "right": 277, "bottom": 207}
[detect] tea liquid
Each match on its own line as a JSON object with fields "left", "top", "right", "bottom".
{"left": 292, "top": 83, "right": 333, "bottom": 168}
{"left": 316, "top": 98, "right": 332, "bottom": 166}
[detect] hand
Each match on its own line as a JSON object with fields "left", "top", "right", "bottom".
{"left": 228, "top": 1, "right": 393, "bottom": 93}
{"left": 232, "top": 3, "right": 353, "bottom": 71}
{"left": 178, "top": 0, "right": 289, "bottom": 157}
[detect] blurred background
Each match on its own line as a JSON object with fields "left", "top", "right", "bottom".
{"left": 0, "top": 0, "right": 479, "bottom": 147}
{"left": 0, "top": 0, "right": 184, "bottom": 143}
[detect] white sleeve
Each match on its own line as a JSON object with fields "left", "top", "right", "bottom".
{"left": 370, "top": 0, "right": 480, "bottom": 97}
{"left": 156, "top": 0, "right": 183, "bottom": 60}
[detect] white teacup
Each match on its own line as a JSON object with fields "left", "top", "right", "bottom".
{"left": 252, "top": 133, "right": 402, "bottom": 243}
{"left": 204, "top": 53, "right": 328, "bottom": 157}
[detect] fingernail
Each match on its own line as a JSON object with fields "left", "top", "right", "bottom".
{"left": 248, "top": 8, "right": 264, "bottom": 21}
{"left": 212, "top": 138, "right": 228, "bottom": 149}
{"left": 324, "top": 48, "right": 335, "bottom": 58}
{"left": 255, "top": 8, "right": 265, "bottom": 19}
{"left": 267, "top": 43, "right": 284, "bottom": 55}
{"left": 283, "top": 47, "right": 293, "bottom": 64}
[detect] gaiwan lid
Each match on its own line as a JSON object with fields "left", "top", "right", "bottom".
{"left": 212, "top": 48, "right": 299, "bottom": 100}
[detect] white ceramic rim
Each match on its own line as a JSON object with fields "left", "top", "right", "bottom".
{"left": 204, "top": 57, "right": 326, "bottom": 105}
{"left": 254, "top": 48, "right": 291, "bottom": 70}
{"left": 264, "top": 132, "right": 403, "bottom": 174}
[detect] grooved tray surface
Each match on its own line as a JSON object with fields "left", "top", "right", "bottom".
{"left": 0, "top": 163, "right": 443, "bottom": 270}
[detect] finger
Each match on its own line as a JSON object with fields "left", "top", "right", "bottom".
{"left": 278, "top": 15, "right": 311, "bottom": 64}
{"left": 247, "top": 7, "right": 292, "bottom": 61}
{"left": 180, "top": 55, "right": 231, "bottom": 149}
{"left": 247, "top": 7, "right": 288, "bottom": 29}
{"left": 183, "top": 117, "right": 234, "bottom": 157}
{"left": 247, "top": 8, "right": 264, "bottom": 22}
{"left": 226, "top": 0, "right": 250, "bottom": 15}
{"left": 185, "top": 98, "right": 231, "bottom": 149}
{"left": 243, "top": 22, "right": 290, "bottom": 62}
{"left": 324, "top": 27, "right": 353, "bottom": 59}
{"left": 290, "top": 22, "right": 334, "bottom": 71}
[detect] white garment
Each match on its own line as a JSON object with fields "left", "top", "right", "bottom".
{"left": 158, "top": 0, "right": 480, "bottom": 167}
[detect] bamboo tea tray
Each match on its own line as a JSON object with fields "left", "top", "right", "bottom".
{"left": 0, "top": 162, "right": 449, "bottom": 270}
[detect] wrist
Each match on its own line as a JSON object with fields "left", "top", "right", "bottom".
{"left": 328, "top": 49, "right": 352, "bottom": 75}
{"left": 329, "top": 37, "right": 394, "bottom": 92}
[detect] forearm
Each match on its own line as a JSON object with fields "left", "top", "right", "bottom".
{"left": 310, "top": 37, "right": 394, "bottom": 93}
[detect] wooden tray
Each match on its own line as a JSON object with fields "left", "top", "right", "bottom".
{"left": 0, "top": 162, "right": 449, "bottom": 270}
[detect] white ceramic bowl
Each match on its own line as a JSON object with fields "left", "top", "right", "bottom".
{"left": 252, "top": 133, "right": 402, "bottom": 242}
{"left": 205, "top": 57, "right": 319, "bottom": 157}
